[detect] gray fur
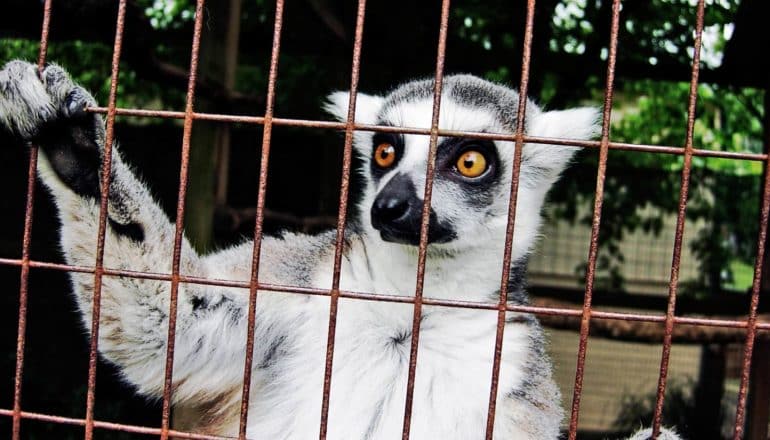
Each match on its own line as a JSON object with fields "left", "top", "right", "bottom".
{"left": 378, "top": 75, "right": 539, "bottom": 133}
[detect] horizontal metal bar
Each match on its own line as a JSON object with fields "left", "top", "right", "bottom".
{"left": 2, "top": 256, "right": 768, "bottom": 331}
{"left": 0, "top": 408, "right": 234, "bottom": 440}
{"left": 85, "top": 106, "right": 767, "bottom": 162}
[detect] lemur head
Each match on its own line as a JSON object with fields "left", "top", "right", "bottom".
{"left": 326, "top": 75, "right": 598, "bottom": 261}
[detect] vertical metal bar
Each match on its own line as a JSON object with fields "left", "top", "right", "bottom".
{"left": 483, "top": 0, "right": 536, "bottom": 437}
{"left": 318, "top": 0, "right": 368, "bottom": 438}
{"left": 733, "top": 67, "right": 770, "bottom": 440}
{"left": 401, "top": 1, "right": 451, "bottom": 438}
{"left": 83, "top": 2, "right": 128, "bottom": 439}
{"left": 160, "top": 1, "right": 206, "bottom": 438}
{"left": 567, "top": 0, "right": 621, "bottom": 438}
{"left": 745, "top": 82, "right": 770, "bottom": 440}
{"left": 745, "top": 342, "right": 770, "bottom": 439}
{"left": 651, "top": 1, "right": 705, "bottom": 436}
{"left": 237, "top": 0, "right": 285, "bottom": 437}
{"left": 11, "top": 3, "right": 53, "bottom": 438}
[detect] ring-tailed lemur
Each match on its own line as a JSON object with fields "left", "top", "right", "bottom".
{"left": 0, "top": 60, "right": 680, "bottom": 439}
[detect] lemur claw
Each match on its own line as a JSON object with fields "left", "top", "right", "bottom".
{"left": 63, "top": 88, "right": 91, "bottom": 118}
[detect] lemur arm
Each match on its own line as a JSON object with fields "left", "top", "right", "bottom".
{"left": 0, "top": 60, "right": 287, "bottom": 404}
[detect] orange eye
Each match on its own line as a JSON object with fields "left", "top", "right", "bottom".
{"left": 455, "top": 150, "right": 488, "bottom": 178}
{"left": 374, "top": 142, "right": 396, "bottom": 168}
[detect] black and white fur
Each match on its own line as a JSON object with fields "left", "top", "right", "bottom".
{"left": 0, "top": 60, "right": 680, "bottom": 439}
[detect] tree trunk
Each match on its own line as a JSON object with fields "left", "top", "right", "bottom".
{"left": 183, "top": 0, "right": 242, "bottom": 253}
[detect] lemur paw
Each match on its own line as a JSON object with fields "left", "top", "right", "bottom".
{"left": 0, "top": 60, "right": 98, "bottom": 140}
{"left": 0, "top": 60, "right": 105, "bottom": 198}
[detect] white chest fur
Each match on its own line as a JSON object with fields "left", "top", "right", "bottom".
{"left": 242, "top": 244, "right": 532, "bottom": 439}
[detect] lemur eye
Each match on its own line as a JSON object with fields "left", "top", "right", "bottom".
{"left": 455, "top": 150, "right": 488, "bottom": 178}
{"left": 374, "top": 142, "right": 397, "bottom": 168}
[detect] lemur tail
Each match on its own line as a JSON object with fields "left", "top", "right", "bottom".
{"left": 626, "top": 426, "right": 682, "bottom": 440}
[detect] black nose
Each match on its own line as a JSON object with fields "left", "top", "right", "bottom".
{"left": 370, "top": 174, "right": 418, "bottom": 234}
{"left": 369, "top": 173, "right": 457, "bottom": 245}
{"left": 372, "top": 195, "right": 411, "bottom": 223}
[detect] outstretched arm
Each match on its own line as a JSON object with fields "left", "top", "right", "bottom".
{"left": 0, "top": 60, "right": 285, "bottom": 406}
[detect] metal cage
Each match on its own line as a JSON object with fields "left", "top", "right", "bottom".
{"left": 3, "top": 0, "right": 768, "bottom": 439}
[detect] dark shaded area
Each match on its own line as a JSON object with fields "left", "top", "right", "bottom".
{"left": 0, "top": 125, "right": 169, "bottom": 439}
{"left": 1, "top": 1, "right": 766, "bottom": 98}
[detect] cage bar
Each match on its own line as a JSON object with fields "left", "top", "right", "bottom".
{"left": 732, "top": 77, "right": 770, "bottom": 440}
{"left": 10, "top": 2, "right": 53, "bottom": 439}
{"left": 0, "top": 253, "right": 767, "bottom": 328}
{"left": 318, "top": 0, "right": 368, "bottom": 437}
{"left": 484, "top": 0, "right": 536, "bottom": 437}
{"left": 237, "top": 0, "right": 285, "bottom": 437}
{"left": 568, "top": 0, "right": 622, "bottom": 437}
{"left": 3, "top": 408, "right": 235, "bottom": 440}
{"left": 84, "top": 106, "right": 770, "bottom": 162}
{"left": 159, "top": 1, "right": 207, "bottom": 438}
{"left": 0, "top": 250, "right": 768, "bottom": 327}
{"left": 651, "top": 0, "right": 706, "bottom": 436}
{"left": 2, "top": 0, "right": 768, "bottom": 439}
{"left": 83, "top": 2, "right": 128, "bottom": 439}
{"left": 400, "top": 0, "right": 452, "bottom": 438}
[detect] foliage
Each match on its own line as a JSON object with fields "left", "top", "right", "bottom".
{"left": 546, "top": 79, "right": 764, "bottom": 293}
{"left": 532, "top": 0, "right": 764, "bottom": 293}
{"left": 451, "top": 0, "right": 764, "bottom": 293}
{"left": 141, "top": 0, "right": 194, "bottom": 30}
{"left": 0, "top": 39, "right": 185, "bottom": 111}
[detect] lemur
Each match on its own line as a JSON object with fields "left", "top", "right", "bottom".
{"left": 0, "top": 60, "right": 680, "bottom": 439}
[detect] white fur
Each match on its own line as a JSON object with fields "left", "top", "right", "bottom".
{"left": 626, "top": 427, "right": 682, "bottom": 440}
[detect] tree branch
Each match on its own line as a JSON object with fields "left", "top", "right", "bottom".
{"left": 306, "top": 0, "right": 347, "bottom": 42}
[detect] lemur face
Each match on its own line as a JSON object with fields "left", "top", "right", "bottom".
{"left": 326, "top": 75, "right": 599, "bottom": 258}
{"left": 366, "top": 128, "right": 500, "bottom": 246}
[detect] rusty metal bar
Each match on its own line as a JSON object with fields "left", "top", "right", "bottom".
{"left": 401, "top": 1, "right": 451, "bottom": 438}
{"left": 745, "top": 342, "right": 770, "bottom": 439}
{"left": 159, "top": 1, "right": 206, "bottom": 438}
{"left": 237, "top": 0, "right": 285, "bottom": 437}
{"left": 0, "top": 254, "right": 767, "bottom": 330}
{"left": 1, "top": 408, "right": 235, "bottom": 440}
{"left": 734, "top": 143, "right": 770, "bottom": 440}
{"left": 11, "top": 2, "right": 53, "bottom": 438}
{"left": 744, "top": 80, "right": 770, "bottom": 440}
{"left": 568, "top": 0, "right": 622, "bottom": 437}
{"left": 733, "top": 61, "right": 770, "bottom": 440}
{"left": 83, "top": 2, "right": 128, "bottom": 439}
{"left": 318, "top": 0, "right": 368, "bottom": 437}
{"left": 0, "top": 254, "right": 767, "bottom": 329}
{"left": 651, "top": 0, "right": 706, "bottom": 436}
{"left": 85, "top": 106, "right": 769, "bottom": 162}
{"left": 484, "top": 0, "right": 536, "bottom": 437}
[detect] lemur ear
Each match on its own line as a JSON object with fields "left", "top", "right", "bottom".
{"left": 523, "top": 107, "right": 600, "bottom": 184}
{"left": 324, "top": 91, "right": 385, "bottom": 158}
{"left": 324, "top": 91, "right": 384, "bottom": 125}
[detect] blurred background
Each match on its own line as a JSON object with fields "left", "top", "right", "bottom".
{"left": 0, "top": 0, "right": 768, "bottom": 438}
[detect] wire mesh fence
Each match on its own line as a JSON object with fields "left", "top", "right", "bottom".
{"left": 2, "top": 0, "right": 769, "bottom": 439}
